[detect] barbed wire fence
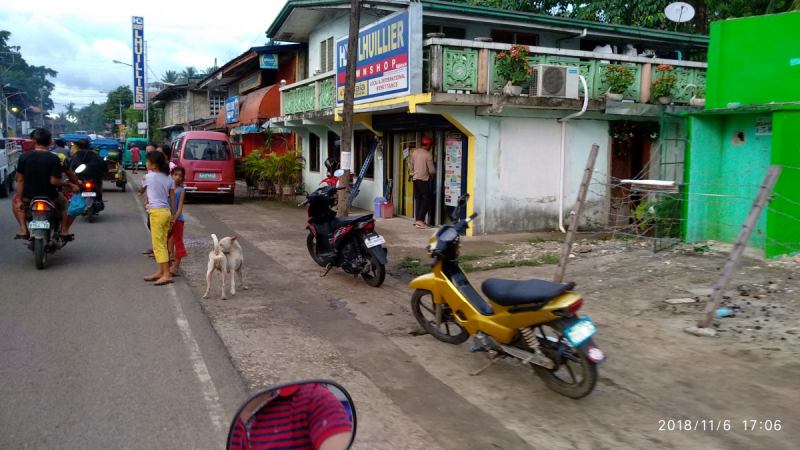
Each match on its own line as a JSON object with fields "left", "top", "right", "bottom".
{"left": 557, "top": 143, "right": 800, "bottom": 327}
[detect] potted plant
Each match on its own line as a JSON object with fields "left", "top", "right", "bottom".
{"left": 652, "top": 64, "right": 677, "bottom": 105}
{"left": 495, "top": 45, "right": 533, "bottom": 96}
{"left": 687, "top": 84, "right": 705, "bottom": 107}
{"left": 270, "top": 150, "right": 305, "bottom": 201}
{"left": 602, "top": 65, "right": 635, "bottom": 101}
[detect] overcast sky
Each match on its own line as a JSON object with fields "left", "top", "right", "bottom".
{"left": 1, "top": 0, "right": 287, "bottom": 116}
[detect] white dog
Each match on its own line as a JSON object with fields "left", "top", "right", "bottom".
{"left": 203, "top": 234, "right": 247, "bottom": 300}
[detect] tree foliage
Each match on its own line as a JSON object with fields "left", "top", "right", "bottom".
{"left": 0, "top": 30, "right": 57, "bottom": 111}
{"left": 161, "top": 70, "right": 179, "bottom": 84}
{"left": 453, "top": 0, "right": 799, "bottom": 34}
{"left": 103, "top": 85, "right": 134, "bottom": 122}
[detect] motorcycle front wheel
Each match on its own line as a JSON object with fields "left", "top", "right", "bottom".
{"left": 34, "top": 239, "right": 47, "bottom": 270}
{"left": 528, "top": 321, "right": 597, "bottom": 399}
{"left": 411, "top": 289, "right": 470, "bottom": 344}
{"left": 306, "top": 232, "right": 326, "bottom": 267}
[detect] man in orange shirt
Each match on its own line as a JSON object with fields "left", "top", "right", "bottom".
{"left": 409, "top": 137, "right": 435, "bottom": 228}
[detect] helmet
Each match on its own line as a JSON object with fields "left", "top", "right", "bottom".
{"left": 421, "top": 137, "right": 433, "bottom": 146}
{"left": 324, "top": 157, "right": 339, "bottom": 172}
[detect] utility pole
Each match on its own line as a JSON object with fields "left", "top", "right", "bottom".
{"left": 39, "top": 89, "right": 44, "bottom": 129}
{"left": 336, "top": 0, "right": 361, "bottom": 218}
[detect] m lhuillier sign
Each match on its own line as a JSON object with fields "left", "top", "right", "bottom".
{"left": 132, "top": 16, "right": 146, "bottom": 110}
{"left": 335, "top": 4, "right": 422, "bottom": 106}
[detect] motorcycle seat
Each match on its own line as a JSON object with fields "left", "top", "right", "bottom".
{"left": 332, "top": 214, "right": 373, "bottom": 229}
{"left": 481, "top": 278, "right": 575, "bottom": 306}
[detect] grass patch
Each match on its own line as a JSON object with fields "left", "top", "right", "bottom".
{"left": 398, "top": 257, "right": 432, "bottom": 276}
{"left": 458, "top": 253, "right": 488, "bottom": 262}
{"left": 398, "top": 254, "right": 560, "bottom": 276}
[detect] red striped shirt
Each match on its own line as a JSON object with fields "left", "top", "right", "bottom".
{"left": 230, "top": 384, "right": 353, "bottom": 450}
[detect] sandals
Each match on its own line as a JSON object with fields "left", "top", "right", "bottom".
{"left": 59, "top": 234, "right": 75, "bottom": 242}
{"left": 413, "top": 223, "right": 428, "bottom": 229}
{"left": 154, "top": 280, "right": 174, "bottom": 286}
{"left": 14, "top": 233, "right": 30, "bottom": 240}
{"left": 143, "top": 249, "right": 154, "bottom": 255}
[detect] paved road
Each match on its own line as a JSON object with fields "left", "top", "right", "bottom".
{"left": 0, "top": 181, "right": 247, "bottom": 449}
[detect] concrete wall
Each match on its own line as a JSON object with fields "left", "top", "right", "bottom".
{"left": 191, "top": 91, "right": 209, "bottom": 120}
{"left": 686, "top": 114, "right": 771, "bottom": 247}
{"left": 706, "top": 11, "right": 800, "bottom": 109}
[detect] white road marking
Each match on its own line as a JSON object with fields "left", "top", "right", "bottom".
{"left": 129, "top": 179, "right": 226, "bottom": 442}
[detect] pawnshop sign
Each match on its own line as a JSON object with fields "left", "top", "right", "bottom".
{"left": 132, "top": 16, "right": 146, "bottom": 110}
{"left": 335, "top": 4, "right": 422, "bottom": 106}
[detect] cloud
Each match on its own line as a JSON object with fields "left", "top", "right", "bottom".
{"left": 0, "top": 0, "right": 287, "bottom": 113}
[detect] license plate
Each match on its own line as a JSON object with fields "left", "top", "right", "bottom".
{"left": 28, "top": 220, "right": 50, "bottom": 230}
{"left": 564, "top": 317, "right": 597, "bottom": 347}
{"left": 199, "top": 173, "right": 216, "bottom": 179}
{"left": 81, "top": 192, "right": 96, "bottom": 197}
{"left": 364, "top": 235, "right": 386, "bottom": 248}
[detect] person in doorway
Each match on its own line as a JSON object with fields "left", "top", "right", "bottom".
{"left": 130, "top": 145, "right": 141, "bottom": 174}
{"left": 168, "top": 166, "right": 187, "bottom": 276}
{"left": 409, "top": 137, "right": 435, "bottom": 229}
{"left": 142, "top": 150, "right": 175, "bottom": 286}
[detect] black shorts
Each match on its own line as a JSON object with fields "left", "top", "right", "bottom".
{"left": 22, "top": 192, "right": 69, "bottom": 212}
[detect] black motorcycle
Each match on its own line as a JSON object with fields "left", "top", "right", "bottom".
{"left": 301, "top": 184, "right": 388, "bottom": 287}
{"left": 74, "top": 163, "right": 104, "bottom": 222}
{"left": 25, "top": 197, "right": 69, "bottom": 270}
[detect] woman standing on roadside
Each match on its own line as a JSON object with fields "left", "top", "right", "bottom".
{"left": 143, "top": 150, "right": 176, "bottom": 286}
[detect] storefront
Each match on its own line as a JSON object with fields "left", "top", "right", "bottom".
{"left": 372, "top": 114, "right": 469, "bottom": 226}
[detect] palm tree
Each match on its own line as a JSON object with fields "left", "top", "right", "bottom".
{"left": 161, "top": 70, "right": 179, "bottom": 84}
{"left": 204, "top": 66, "right": 218, "bottom": 76}
{"left": 65, "top": 102, "right": 76, "bottom": 120}
{"left": 180, "top": 67, "right": 199, "bottom": 79}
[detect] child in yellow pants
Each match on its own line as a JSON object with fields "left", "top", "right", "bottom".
{"left": 142, "top": 150, "right": 176, "bottom": 286}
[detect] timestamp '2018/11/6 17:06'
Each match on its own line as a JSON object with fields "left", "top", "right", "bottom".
{"left": 659, "top": 420, "right": 781, "bottom": 431}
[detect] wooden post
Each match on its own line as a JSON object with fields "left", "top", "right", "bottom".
{"left": 554, "top": 144, "right": 599, "bottom": 284}
{"left": 698, "top": 165, "right": 782, "bottom": 328}
{"left": 336, "top": 0, "right": 361, "bottom": 218}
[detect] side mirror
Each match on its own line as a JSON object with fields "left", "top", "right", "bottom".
{"left": 334, "top": 169, "right": 345, "bottom": 177}
{"left": 75, "top": 164, "right": 87, "bottom": 174}
{"left": 227, "top": 380, "right": 356, "bottom": 450}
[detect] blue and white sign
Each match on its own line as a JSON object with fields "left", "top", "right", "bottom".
{"left": 335, "top": 3, "right": 422, "bottom": 106}
{"left": 259, "top": 54, "right": 279, "bottom": 70}
{"left": 225, "top": 96, "right": 239, "bottom": 124}
{"left": 132, "top": 16, "right": 146, "bottom": 110}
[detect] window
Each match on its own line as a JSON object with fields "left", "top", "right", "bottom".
{"left": 229, "top": 135, "right": 243, "bottom": 159}
{"left": 422, "top": 24, "right": 466, "bottom": 39}
{"left": 319, "top": 37, "right": 334, "bottom": 73}
{"left": 491, "top": 30, "right": 539, "bottom": 46}
{"left": 209, "top": 95, "right": 225, "bottom": 116}
{"left": 239, "top": 72, "right": 262, "bottom": 94}
{"left": 309, "top": 133, "right": 320, "bottom": 172}
{"left": 354, "top": 131, "right": 376, "bottom": 179}
{"left": 182, "top": 139, "right": 232, "bottom": 161}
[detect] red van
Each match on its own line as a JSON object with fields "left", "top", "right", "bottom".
{"left": 170, "top": 131, "right": 235, "bottom": 203}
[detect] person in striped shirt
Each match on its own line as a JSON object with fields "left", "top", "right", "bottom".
{"left": 230, "top": 383, "right": 353, "bottom": 450}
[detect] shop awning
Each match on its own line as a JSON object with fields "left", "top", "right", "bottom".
{"left": 238, "top": 85, "right": 280, "bottom": 125}
{"left": 230, "top": 124, "right": 261, "bottom": 135}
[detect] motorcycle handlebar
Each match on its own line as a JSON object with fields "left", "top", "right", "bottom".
{"left": 298, "top": 199, "right": 309, "bottom": 206}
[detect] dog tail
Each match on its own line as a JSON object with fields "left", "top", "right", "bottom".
{"left": 212, "top": 234, "right": 220, "bottom": 256}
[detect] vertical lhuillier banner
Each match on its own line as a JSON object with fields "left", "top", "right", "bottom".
{"left": 132, "top": 16, "right": 146, "bottom": 110}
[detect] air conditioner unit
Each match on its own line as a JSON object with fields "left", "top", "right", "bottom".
{"left": 530, "top": 65, "right": 580, "bottom": 100}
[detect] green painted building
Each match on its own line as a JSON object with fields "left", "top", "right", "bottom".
{"left": 684, "top": 11, "right": 800, "bottom": 258}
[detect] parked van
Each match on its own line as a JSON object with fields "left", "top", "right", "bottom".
{"left": 123, "top": 137, "right": 150, "bottom": 169}
{"left": 170, "top": 131, "right": 235, "bottom": 203}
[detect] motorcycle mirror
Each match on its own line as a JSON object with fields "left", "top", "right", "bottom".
{"left": 227, "top": 380, "right": 356, "bottom": 450}
{"left": 334, "top": 169, "right": 345, "bottom": 178}
{"left": 75, "top": 164, "right": 87, "bottom": 174}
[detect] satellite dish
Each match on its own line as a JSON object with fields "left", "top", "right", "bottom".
{"left": 665, "top": 2, "right": 695, "bottom": 23}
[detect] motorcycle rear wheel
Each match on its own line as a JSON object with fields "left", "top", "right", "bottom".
{"left": 306, "top": 232, "right": 326, "bottom": 267}
{"left": 411, "top": 289, "right": 470, "bottom": 344}
{"left": 361, "top": 258, "right": 385, "bottom": 287}
{"left": 87, "top": 205, "right": 95, "bottom": 223}
{"left": 528, "top": 321, "right": 597, "bottom": 399}
{"left": 34, "top": 239, "right": 47, "bottom": 270}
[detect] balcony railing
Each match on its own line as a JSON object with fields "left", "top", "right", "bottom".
{"left": 424, "top": 38, "right": 707, "bottom": 104}
{"left": 280, "top": 71, "right": 336, "bottom": 116}
{"left": 279, "top": 38, "right": 708, "bottom": 116}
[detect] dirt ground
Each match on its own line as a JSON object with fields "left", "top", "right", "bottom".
{"left": 158, "top": 185, "right": 800, "bottom": 450}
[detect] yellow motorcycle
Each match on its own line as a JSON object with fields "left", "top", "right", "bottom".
{"left": 408, "top": 194, "right": 605, "bottom": 398}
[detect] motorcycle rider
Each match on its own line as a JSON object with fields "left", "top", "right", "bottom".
{"left": 66, "top": 138, "right": 108, "bottom": 203}
{"left": 13, "top": 128, "right": 80, "bottom": 240}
